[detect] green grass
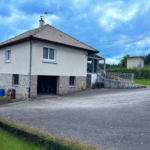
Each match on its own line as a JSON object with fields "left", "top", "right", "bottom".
{"left": 134, "top": 78, "right": 150, "bottom": 85}
{"left": 0, "top": 97, "right": 20, "bottom": 105}
{"left": 0, "top": 117, "right": 99, "bottom": 150}
{"left": 0, "top": 128, "right": 47, "bottom": 150}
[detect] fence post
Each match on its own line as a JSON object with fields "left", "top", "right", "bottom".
{"left": 132, "top": 73, "right": 134, "bottom": 83}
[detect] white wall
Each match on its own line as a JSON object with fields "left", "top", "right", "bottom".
{"left": 32, "top": 41, "right": 87, "bottom": 76}
{"left": 0, "top": 42, "right": 30, "bottom": 74}
{"left": 127, "top": 58, "right": 144, "bottom": 69}
{"left": 0, "top": 40, "right": 88, "bottom": 76}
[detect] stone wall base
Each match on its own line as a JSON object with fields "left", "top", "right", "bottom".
{"left": 0, "top": 74, "right": 86, "bottom": 99}
{"left": 57, "top": 76, "right": 86, "bottom": 95}
{"left": 0, "top": 73, "right": 37, "bottom": 99}
{"left": 97, "top": 74, "right": 136, "bottom": 89}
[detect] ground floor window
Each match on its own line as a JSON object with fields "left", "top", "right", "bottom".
{"left": 69, "top": 76, "right": 76, "bottom": 86}
{"left": 13, "top": 74, "right": 19, "bottom": 85}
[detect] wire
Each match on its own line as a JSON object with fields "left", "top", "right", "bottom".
{"left": 84, "top": 35, "right": 150, "bottom": 43}
{"left": 99, "top": 35, "right": 150, "bottom": 52}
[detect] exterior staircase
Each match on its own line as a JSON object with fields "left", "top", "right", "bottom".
{"left": 92, "top": 67, "right": 146, "bottom": 89}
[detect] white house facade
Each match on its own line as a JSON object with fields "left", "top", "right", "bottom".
{"left": 127, "top": 56, "right": 144, "bottom": 69}
{"left": 0, "top": 17, "right": 105, "bottom": 99}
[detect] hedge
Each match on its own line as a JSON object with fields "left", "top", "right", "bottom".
{"left": 106, "top": 66, "right": 150, "bottom": 78}
{"left": 0, "top": 117, "right": 97, "bottom": 150}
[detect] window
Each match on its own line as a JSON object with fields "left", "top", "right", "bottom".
{"left": 6, "top": 49, "right": 11, "bottom": 62}
{"left": 43, "top": 47, "right": 55, "bottom": 61}
{"left": 69, "top": 76, "right": 75, "bottom": 86}
{"left": 13, "top": 74, "right": 19, "bottom": 85}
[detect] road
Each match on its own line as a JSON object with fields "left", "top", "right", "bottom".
{"left": 0, "top": 88, "right": 150, "bottom": 150}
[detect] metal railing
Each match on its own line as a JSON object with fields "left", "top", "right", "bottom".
{"left": 97, "top": 67, "right": 105, "bottom": 74}
{"left": 103, "top": 72, "right": 134, "bottom": 83}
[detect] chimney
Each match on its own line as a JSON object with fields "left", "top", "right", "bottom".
{"left": 39, "top": 16, "right": 45, "bottom": 27}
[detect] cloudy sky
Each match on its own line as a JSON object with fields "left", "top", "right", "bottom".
{"left": 1, "top": 0, "right": 150, "bottom": 64}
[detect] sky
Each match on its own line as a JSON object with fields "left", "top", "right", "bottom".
{"left": 0, "top": 0, "right": 150, "bottom": 64}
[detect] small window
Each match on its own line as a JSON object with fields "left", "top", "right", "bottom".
{"left": 6, "top": 50, "right": 11, "bottom": 62}
{"left": 13, "top": 74, "right": 19, "bottom": 85}
{"left": 69, "top": 76, "right": 75, "bottom": 86}
{"left": 43, "top": 47, "right": 55, "bottom": 61}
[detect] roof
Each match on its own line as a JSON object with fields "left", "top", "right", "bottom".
{"left": 127, "top": 56, "right": 145, "bottom": 59}
{"left": 95, "top": 54, "right": 106, "bottom": 59}
{"left": 0, "top": 24, "right": 99, "bottom": 53}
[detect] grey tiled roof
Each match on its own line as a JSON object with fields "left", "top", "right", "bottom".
{"left": 0, "top": 24, "right": 98, "bottom": 52}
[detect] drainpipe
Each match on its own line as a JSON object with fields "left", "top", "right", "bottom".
{"left": 28, "top": 40, "right": 32, "bottom": 98}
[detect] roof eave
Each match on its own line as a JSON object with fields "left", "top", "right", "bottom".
{"left": 32, "top": 37, "right": 99, "bottom": 53}
{"left": 0, "top": 36, "right": 99, "bottom": 53}
{"left": 0, "top": 35, "right": 34, "bottom": 48}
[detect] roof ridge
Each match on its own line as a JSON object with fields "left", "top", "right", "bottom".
{"left": 32, "top": 24, "right": 48, "bottom": 36}
{"left": 47, "top": 24, "right": 97, "bottom": 51}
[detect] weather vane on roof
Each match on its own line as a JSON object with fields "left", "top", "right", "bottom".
{"left": 44, "top": 10, "right": 52, "bottom": 22}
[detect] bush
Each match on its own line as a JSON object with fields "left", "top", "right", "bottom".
{"left": 0, "top": 117, "right": 96, "bottom": 150}
{"left": 106, "top": 66, "right": 150, "bottom": 78}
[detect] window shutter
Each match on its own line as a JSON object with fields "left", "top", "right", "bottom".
{"left": 9, "top": 50, "right": 11, "bottom": 60}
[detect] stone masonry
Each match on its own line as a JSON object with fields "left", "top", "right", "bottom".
{"left": 97, "top": 74, "right": 136, "bottom": 89}
{"left": 57, "top": 76, "right": 86, "bottom": 95}
{"left": 0, "top": 73, "right": 37, "bottom": 99}
{"left": 0, "top": 74, "right": 86, "bottom": 98}
{"left": 30, "top": 75, "right": 37, "bottom": 98}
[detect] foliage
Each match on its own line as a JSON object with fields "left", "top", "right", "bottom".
{"left": 106, "top": 65, "right": 150, "bottom": 78}
{"left": 0, "top": 128, "right": 46, "bottom": 150}
{"left": 144, "top": 53, "right": 150, "bottom": 66}
{"left": 119, "top": 54, "right": 130, "bottom": 68}
{"left": 0, "top": 117, "right": 97, "bottom": 150}
{"left": 99, "top": 63, "right": 119, "bottom": 70}
{"left": 0, "top": 97, "right": 20, "bottom": 105}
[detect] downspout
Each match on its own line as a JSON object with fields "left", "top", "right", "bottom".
{"left": 28, "top": 40, "right": 32, "bottom": 98}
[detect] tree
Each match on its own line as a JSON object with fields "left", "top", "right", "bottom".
{"left": 144, "top": 53, "right": 150, "bottom": 65}
{"left": 119, "top": 54, "right": 130, "bottom": 68}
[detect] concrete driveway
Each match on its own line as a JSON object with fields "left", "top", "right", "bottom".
{"left": 0, "top": 88, "right": 150, "bottom": 150}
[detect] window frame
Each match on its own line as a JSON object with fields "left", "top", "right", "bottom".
{"left": 5, "top": 49, "right": 11, "bottom": 63}
{"left": 13, "top": 74, "right": 19, "bottom": 85}
{"left": 69, "top": 76, "right": 76, "bottom": 86}
{"left": 43, "top": 46, "right": 56, "bottom": 62}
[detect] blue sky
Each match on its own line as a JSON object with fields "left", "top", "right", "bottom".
{"left": 1, "top": 0, "right": 150, "bottom": 64}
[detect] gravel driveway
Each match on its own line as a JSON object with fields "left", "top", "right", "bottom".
{"left": 0, "top": 88, "right": 150, "bottom": 150}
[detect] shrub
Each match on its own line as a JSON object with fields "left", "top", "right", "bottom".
{"left": 0, "top": 117, "right": 96, "bottom": 150}
{"left": 106, "top": 66, "right": 150, "bottom": 78}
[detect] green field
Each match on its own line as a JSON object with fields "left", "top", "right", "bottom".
{"left": 0, "top": 128, "right": 46, "bottom": 150}
{"left": 134, "top": 78, "right": 150, "bottom": 85}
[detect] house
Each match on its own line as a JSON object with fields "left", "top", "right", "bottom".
{"left": 0, "top": 17, "right": 106, "bottom": 99}
{"left": 127, "top": 56, "right": 144, "bottom": 69}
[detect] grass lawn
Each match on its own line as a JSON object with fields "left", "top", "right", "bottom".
{"left": 134, "top": 78, "right": 150, "bottom": 85}
{"left": 0, "top": 97, "right": 20, "bottom": 105}
{"left": 0, "top": 128, "right": 46, "bottom": 150}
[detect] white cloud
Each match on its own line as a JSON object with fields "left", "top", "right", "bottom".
{"left": 92, "top": 1, "right": 142, "bottom": 31}
{"left": 0, "top": 6, "right": 61, "bottom": 41}
{"left": 106, "top": 55, "right": 122, "bottom": 64}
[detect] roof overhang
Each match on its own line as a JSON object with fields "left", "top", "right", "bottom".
{"left": 0, "top": 36, "right": 99, "bottom": 54}
{"left": 127, "top": 56, "right": 145, "bottom": 59}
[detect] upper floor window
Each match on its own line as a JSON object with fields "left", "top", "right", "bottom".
{"left": 6, "top": 49, "right": 11, "bottom": 63}
{"left": 43, "top": 47, "right": 56, "bottom": 61}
